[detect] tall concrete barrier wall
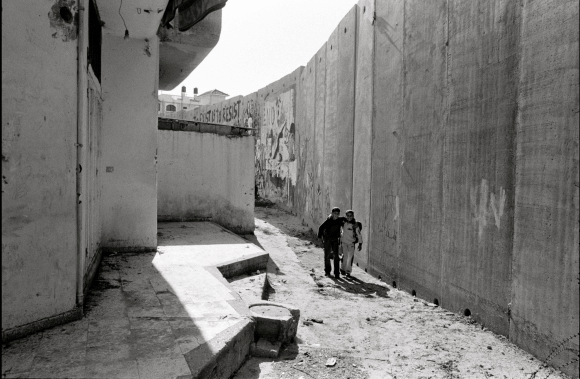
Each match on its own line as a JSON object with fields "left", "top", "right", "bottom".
{"left": 189, "top": 0, "right": 579, "bottom": 375}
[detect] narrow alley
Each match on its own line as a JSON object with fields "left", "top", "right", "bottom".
{"left": 3, "top": 0, "right": 578, "bottom": 378}
{"left": 233, "top": 205, "right": 572, "bottom": 379}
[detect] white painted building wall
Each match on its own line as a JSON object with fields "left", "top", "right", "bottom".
{"left": 157, "top": 130, "right": 255, "bottom": 234}
{"left": 100, "top": 35, "right": 159, "bottom": 251}
{"left": 2, "top": 1, "right": 80, "bottom": 330}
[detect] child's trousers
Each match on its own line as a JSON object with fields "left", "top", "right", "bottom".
{"left": 340, "top": 243, "right": 356, "bottom": 274}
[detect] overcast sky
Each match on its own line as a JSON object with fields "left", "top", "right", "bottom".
{"left": 160, "top": 0, "right": 359, "bottom": 98}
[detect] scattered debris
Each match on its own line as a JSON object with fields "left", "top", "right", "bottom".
{"left": 308, "top": 318, "right": 323, "bottom": 324}
{"left": 325, "top": 357, "right": 337, "bottom": 367}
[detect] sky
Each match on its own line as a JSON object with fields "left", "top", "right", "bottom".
{"left": 159, "top": 0, "right": 359, "bottom": 98}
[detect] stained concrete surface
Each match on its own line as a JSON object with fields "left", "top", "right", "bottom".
{"left": 1, "top": 222, "right": 262, "bottom": 378}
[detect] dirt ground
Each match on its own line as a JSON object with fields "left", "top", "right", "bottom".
{"left": 229, "top": 204, "right": 571, "bottom": 379}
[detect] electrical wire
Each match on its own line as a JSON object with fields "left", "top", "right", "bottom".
{"left": 118, "top": 0, "right": 129, "bottom": 36}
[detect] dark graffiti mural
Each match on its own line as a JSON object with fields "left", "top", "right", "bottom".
{"left": 256, "top": 89, "right": 296, "bottom": 206}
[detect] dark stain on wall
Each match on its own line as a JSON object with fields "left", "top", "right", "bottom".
{"left": 49, "top": 0, "right": 78, "bottom": 41}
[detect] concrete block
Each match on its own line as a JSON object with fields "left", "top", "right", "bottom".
{"left": 215, "top": 251, "right": 269, "bottom": 279}
{"left": 352, "top": 0, "right": 374, "bottom": 268}
{"left": 323, "top": 28, "right": 339, "bottom": 219}
{"left": 250, "top": 339, "right": 282, "bottom": 358}
{"left": 368, "top": 0, "right": 404, "bottom": 281}
{"left": 249, "top": 301, "right": 300, "bottom": 345}
{"left": 440, "top": 0, "right": 520, "bottom": 336}
{"left": 335, "top": 6, "right": 357, "bottom": 213}
{"left": 397, "top": 0, "right": 447, "bottom": 309}
{"left": 509, "top": 0, "right": 579, "bottom": 376}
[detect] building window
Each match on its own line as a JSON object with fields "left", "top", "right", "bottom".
{"left": 158, "top": 103, "right": 161, "bottom": 111}
{"left": 183, "top": 106, "right": 188, "bottom": 110}
{"left": 87, "top": 0, "right": 102, "bottom": 82}
{"left": 166, "top": 104, "right": 176, "bottom": 112}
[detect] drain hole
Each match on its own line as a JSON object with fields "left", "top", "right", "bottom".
{"left": 464, "top": 308, "right": 471, "bottom": 317}
{"left": 411, "top": 290, "right": 417, "bottom": 297}
{"left": 434, "top": 298, "right": 439, "bottom": 306}
{"left": 392, "top": 281, "right": 397, "bottom": 288}
{"left": 60, "top": 6, "right": 73, "bottom": 23}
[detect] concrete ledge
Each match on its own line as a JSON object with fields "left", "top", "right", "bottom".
{"left": 184, "top": 318, "right": 255, "bottom": 379}
{"left": 248, "top": 301, "right": 300, "bottom": 346}
{"left": 100, "top": 246, "right": 157, "bottom": 254}
{"left": 1, "top": 307, "right": 83, "bottom": 343}
{"left": 216, "top": 252, "right": 269, "bottom": 279}
{"left": 203, "top": 265, "right": 255, "bottom": 319}
{"left": 157, "top": 216, "right": 213, "bottom": 222}
{"left": 181, "top": 249, "right": 272, "bottom": 378}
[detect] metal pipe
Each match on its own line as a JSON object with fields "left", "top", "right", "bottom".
{"left": 76, "top": 0, "right": 89, "bottom": 307}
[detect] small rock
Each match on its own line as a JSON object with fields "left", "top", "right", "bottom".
{"left": 309, "top": 318, "right": 323, "bottom": 324}
{"left": 256, "top": 270, "right": 260, "bottom": 274}
{"left": 303, "top": 321, "right": 313, "bottom": 326}
{"left": 366, "top": 317, "right": 371, "bottom": 321}
{"left": 487, "top": 346, "right": 492, "bottom": 350}
{"left": 325, "top": 357, "right": 337, "bottom": 367}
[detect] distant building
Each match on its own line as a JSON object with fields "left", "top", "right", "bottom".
{"left": 196, "top": 89, "right": 229, "bottom": 106}
{"left": 158, "top": 92, "right": 200, "bottom": 118}
{"left": 158, "top": 88, "right": 229, "bottom": 119}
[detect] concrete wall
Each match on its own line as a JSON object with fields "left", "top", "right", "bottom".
{"left": 191, "top": 0, "right": 579, "bottom": 374}
{"left": 157, "top": 129, "right": 255, "bottom": 234}
{"left": 1, "top": 0, "right": 79, "bottom": 331}
{"left": 510, "top": 0, "right": 580, "bottom": 371}
{"left": 100, "top": 35, "right": 159, "bottom": 252}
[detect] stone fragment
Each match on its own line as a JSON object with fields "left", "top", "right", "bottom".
{"left": 326, "top": 357, "right": 337, "bottom": 367}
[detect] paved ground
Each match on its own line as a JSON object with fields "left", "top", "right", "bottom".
{"left": 1, "top": 222, "right": 262, "bottom": 379}
{"left": 2, "top": 211, "right": 574, "bottom": 379}
{"left": 232, "top": 205, "right": 573, "bottom": 379}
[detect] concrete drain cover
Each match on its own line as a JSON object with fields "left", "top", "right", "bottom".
{"left": 249, "top": 301, "right": 300, "bottom": 358}
{"left": 251, "top": 305, "right": 292, "bottom": 318}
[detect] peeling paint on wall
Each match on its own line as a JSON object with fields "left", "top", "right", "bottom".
{"left": 48, "top": 0, "right": 78, "bottom": 42}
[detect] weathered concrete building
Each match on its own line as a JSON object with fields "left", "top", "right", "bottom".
{"left": 192, "top": 0, "right": 579, "bottom": 376}
{"left": 2, "top": 0, "right": 226, "bottom": 341}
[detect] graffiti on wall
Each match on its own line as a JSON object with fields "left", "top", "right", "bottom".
{"left": 470, "top": 178, "right": 507, "bottom": 240}
{"left": 256, "top": 89, "right": 296, "bottom": 206}
{"left": 193, "top": 99, "right": 242, "bottom": 125}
